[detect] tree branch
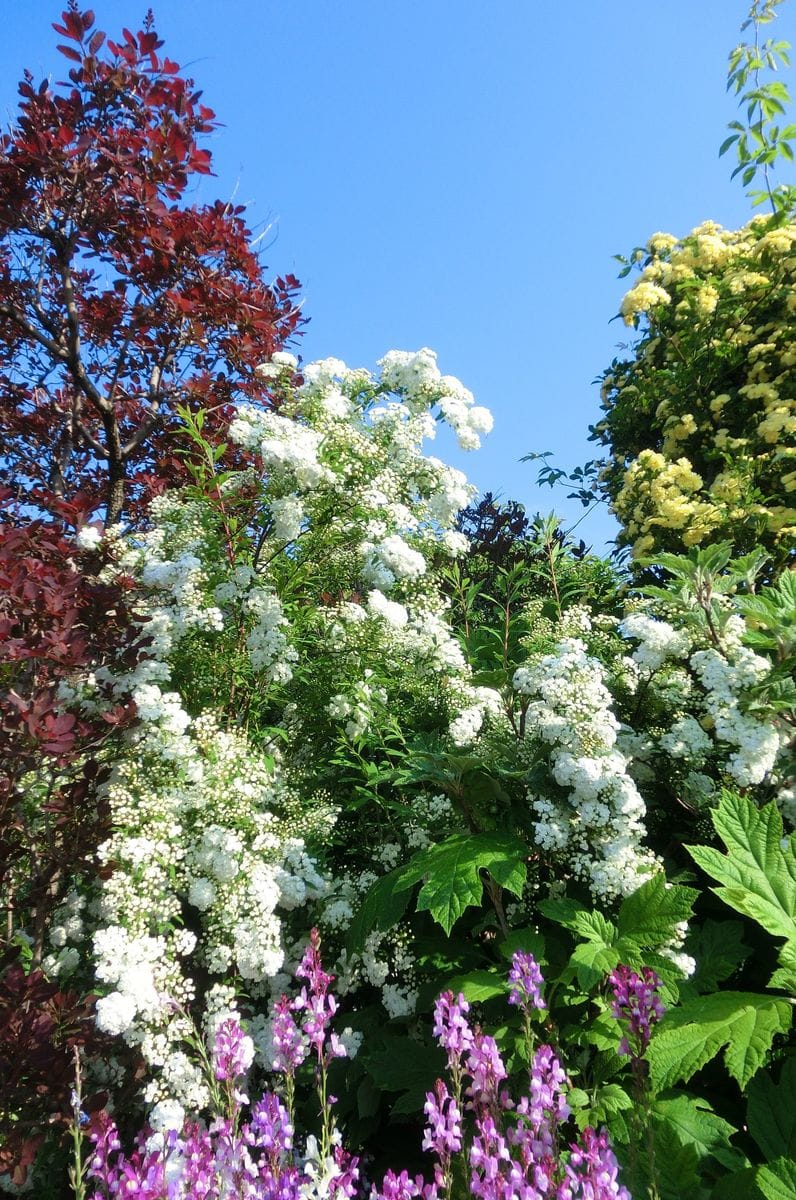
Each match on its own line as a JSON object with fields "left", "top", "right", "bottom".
{"left": 0, "top": 300, "right": 68, "bottom": 362}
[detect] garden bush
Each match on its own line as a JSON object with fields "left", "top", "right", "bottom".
{"left": 0, "top": 4, "right": 794, "bottom": 1199}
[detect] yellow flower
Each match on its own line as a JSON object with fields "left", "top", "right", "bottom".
{"left": 695, "top": 285, "right": 720, "bottom": 317}
{"left": 758, "top": 410, "right": 796, "bottom": 443}
{"left": 620, "top": 281, "right": 672, "bottom": 326}
{"left": 647, "top": 232, "right": 679, "bottom": 255}
{"left": 710, "top": 473, "right": 742, "bottom": 502}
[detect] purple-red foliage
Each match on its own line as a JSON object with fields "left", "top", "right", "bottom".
{"left": 0, "top": 949, "right": 112, "bottom": 1187}
{"left": 0, "top": 3, "right": 304, "bottom": 525}
{"left": 0, "top": 492, "right": 141, "bottom": 1175}
{"left": 0, "top": 488, "right": 143, "bottom": 964}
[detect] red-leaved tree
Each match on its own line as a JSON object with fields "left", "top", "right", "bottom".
{"left": 0, "top": 2, "right": 303, "bottom": 525}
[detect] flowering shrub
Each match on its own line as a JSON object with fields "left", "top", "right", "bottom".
{"left": 2, "top": 7, "right": 796, "bottom": 1197}
{"left": 77, "top": 941, "right": 632, "bottom": 1200}
{"left": 2, "top": 341, "right": 790, "bottom": 1196}
{"left": 596, "top": 217, "right": 796, "bottom": 565}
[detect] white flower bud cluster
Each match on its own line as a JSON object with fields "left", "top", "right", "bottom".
{"left": 690, "top": 643, "right": 784, "bottom": 786}
{"left": 618, "top": 613, "right": 690, "bottom": 673}
{"left": 514, "top": 637, "right": 659, "bottom": 900}
{"left": 88, "top": 706, "right": 330, "bottom": 1107}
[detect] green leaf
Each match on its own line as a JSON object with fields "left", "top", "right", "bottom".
{"left": 757, "top": 1157, "right": 796, "bottom": 1200}
{"left": 443, "top": 969, "right": 507, "bottom": 1003}
{"left": 617, "top": 874, "right": 698, "bottom": 947}
{"left": 573, "top": 1082, "right": 633, "bottom": 1141}
{"left": 648, "top": 992, "right": 792, "bottom": 1091}
{"left": 645, "top": 1117, "right": 703, "bottom": 1200}
{"left": 747, "top": 1058, "right": 796, "bottom": 1161}
{"left": 678, "top": 920, "right": 749, "bottom": 999}
{"left": 538, "top": 897, "right": 618, "bottom": 945}
{"left": 401, "top": 832, "right": 527, "bottom": 935}
{"left": 363, "top": 1036, "right": 446, "bottom": 1114}
{"left": 537, "top": 895, "right": 590, "bottom": 929}
{"left": 498, "top": 927, "right": 546, "bottom": 964}
{"left": 712, "top": 1168, "right": 764, "bottom": 1200}
{"left": 346, "top": 866, "right": 413, "bottom": 952}
{"left": 768, "top": 940, "right": 796, "bottom": 992}
{"left": 569, "top": 939, "right": 620, "bottom": 990}
{"left": 653, "top": 1092, "right": 745, "bottom": 1171}
{"left": 687, "top": 794, "right": 796, "bottom": 944}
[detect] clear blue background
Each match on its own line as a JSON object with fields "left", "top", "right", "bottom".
{"left": 6, "top": 1, "right": 794, "bottom": 549}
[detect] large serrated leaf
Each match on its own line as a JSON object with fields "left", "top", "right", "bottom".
{"left": 747, "top": 1058, "right": 796, "bottom": 1161}
{"left": 570, "top": 939, "right": 621, "bottom": 989}
{"left": 538, "top": 896, "right": 617, "bottom": 943}
{"left": 678, "top": 920, "right": 749, "bottom": 1000}
{"left": 648, "top": 992, "right": 792, "bottom": 1090}
{"left": 687, "top": 794, "right": 796, "bottom": 944}
{"left": 757, "top": 1157, "right": 796, "bottom": 1200}
{"left": 653, "top": 1092, "right": 745, "bottom": 1171}
{"left": 617, "top": 873, "right": 698, "bottom": 946}
{"left": 404, "top": 832, "right": 527, "bottom": 935}
{"left": 644, "top": 1117, "right": 703, "bottom": 1200}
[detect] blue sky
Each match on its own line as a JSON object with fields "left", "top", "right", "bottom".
{"left": 5, "top": 1, "right": 794, "bottom": 550}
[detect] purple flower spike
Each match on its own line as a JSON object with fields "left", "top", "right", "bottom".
{"left": 432, "top": 991, "right": 474, "bottom": 1067}
{"left": 423, "top": 1079, "right": 463, "bottom": 1161}
{"left": 508, "top": 951, "right": 546, "bottom": 1013}
{"left": 608, "top": 965, "right": 665, "bottom": 1060}
{"left": 272, "top": 994, "right": 307, "bottom": 1074}
{"left": 375, "top": 1168, "right": 427, "bottom": 1200}
{"left": 563, "top": 1126, "right": 631, "bottom": 1199}
{"left": 250, "top": 1092, "right": 294, "bottom": 1157}
{"left": 295, "top": 927, "right": 334, "bottom": 997}
{"left": 465, "top": 1030, "right": 508, "bottom": 1113}
{"left": 212, "top": 1016, "right": 255, "bottom": 1082}
{"left": 292, "top": 928, "right": 345, "bottom": 1064}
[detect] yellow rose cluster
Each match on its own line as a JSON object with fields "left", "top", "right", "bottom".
{"left": 596, "top": 217, "right": 796, "bottom": 563}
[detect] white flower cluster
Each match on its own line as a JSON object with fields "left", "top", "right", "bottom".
{"left": 690, "top": 642, "right": 783, "bottom": 786}
{"left": 91, "top": 706, "right": 329, "bottom": 1107}
{"left": 229, "top": 350, "right": 488, "bottom": 601}
{"left": 378, "top": 348, "right": 494, "bottom": 450}
{"left": 229, "top": 409, "right": 332, "bottom": 492}
{"left": 619, "top": 606, "right": 784, "bottom": 792}
{"left": 361, "top": 533, "right": 427, "bottom": 591}
{"left": 448, "top": 686, "right": 504, "bottom": 748}
{"left": 618, "top": 612, "right": 690, "bottom": 673}
{"left": 327, "top": 674, "right": 388, "bottom": 741}
{"left": 514, "top": 637, "right": 659, "bottom": 900}
{"left": 658, "top": 715, "right": 713, "bottom": 764}
{"left": 42, "top": 889, "right": 85, "bottom": 979}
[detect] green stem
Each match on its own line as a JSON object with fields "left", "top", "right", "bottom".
{"left": 69, "top": 1048, "right": 87, "bottom": 1200}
